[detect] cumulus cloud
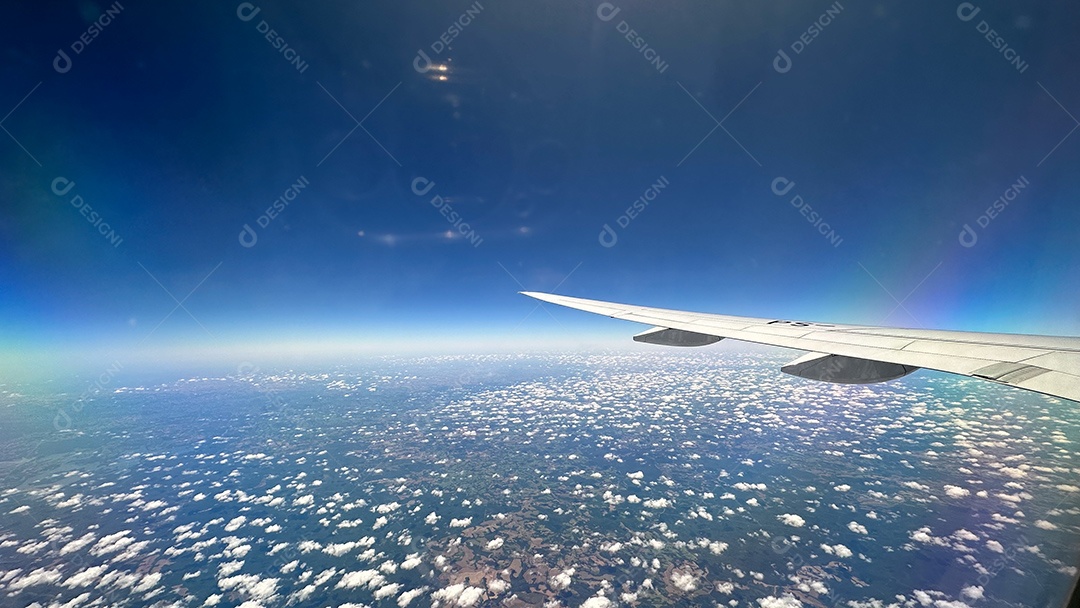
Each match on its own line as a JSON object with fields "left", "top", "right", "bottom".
{"left": 820, "top": 544, "right": 852, "bottom": 558}
{"left": 337, "top": 569, "right": 385, "bottom": 590}
{"left": 224, "top": 516, "right": 246, "bottom": 532}
{"left": 431, "top": 583, "right": 485, "bottom": 607}
{"left": 449, "top": 518, "right": 472, "bottom": 528}
{"left": 848, "top": 521, "right": 868, "bottom": 535}
{"left": 961, "top": 585, "right": 984, "bottom": 600}
{"left": 581, "top": 596, "right": 614, "bottom": 608}
{"left": 398, "top": 587, "right": 428, "bottom": 606}
{"left": 943, "top": 485, "right": 970, "bottom": 499}
{"left": 758, "top": 595, "right": 803, "bottom": 608}
{"left": 671, "top": 570, "right": 698, "bottom": 592}
{"left": 374, "top": 583, "right": 402, "bottom": 599}
{"left": 485, "top": 538, "right": 504, "bottom": 550}
{"left": 550, "top": 567, "right": 575, "bottom": 590}
{"left": 778, "top": 514, "right": 805, "bottom": 527}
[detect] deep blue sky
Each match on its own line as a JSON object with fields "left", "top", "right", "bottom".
{"left": 2, "top": 1, "right": 1079, "bottom": 374}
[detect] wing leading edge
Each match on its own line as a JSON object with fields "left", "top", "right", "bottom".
{"left": 520, "top": 291, "right": 1080, "bottom": 403}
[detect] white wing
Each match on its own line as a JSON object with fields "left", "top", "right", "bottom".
{"left": 521, "top": 291, "right": 1080, "bottom": 403}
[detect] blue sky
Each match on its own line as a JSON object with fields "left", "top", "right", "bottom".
{"left": 2, "top": 1, "right": 1079, "bottom": 375}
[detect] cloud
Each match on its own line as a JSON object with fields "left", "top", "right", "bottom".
{"left": 449, "top": 518, "right": 472, "bottom": 528}
{"left": 986, "top": 540, "right": 1004, "bottom": 553}
{"left": 581, "top": 596, "right": 614, "bottom": 608}
{"left": 8, "top": 567, "right": 63, "bottom": 590}
{"left": 132, "top": 572, "right": 162, "bottom": 593}
{"left": 374, "top": 583, "right": 402, "bottom": 599}
{"left": 943, "top": 485, "right": 970, "bottom": 499}
{"left": 777, "top": 514, "right": 805, "bottom": 527}
{"left": 550, "top": 567, "right": 575, "bottom": 590}
{"left": 671, "top": 570, "right": 697, "bottom": 592}
{"left": 1034, "top": 520, "right": 1058, "bottom": 530}
{"left": 819, "top": 544, "right": 852, "bottom": 558}
{"left": 961, "top": 585, "right": 984, "bottom": 600}
{"left": 398, "top": 587, "right": 428, "bottom": 607}
{"left": 431, "top": 583, "right": 485, "bottom": 607}
{"left": 758, "top": 595, "right": 803, "bottom": 608}
{"left": 224, "top": 516, "right": 246, "bottom": 532}
{"left": 337, "top": 569, "right": 386, "bottom": 590}
{"left": 486, "top": 538, "right": 504, "bottom": 550}
{"left": 62, "top": 565, "right": 108, "bottom": 588}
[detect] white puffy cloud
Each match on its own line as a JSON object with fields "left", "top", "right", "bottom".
{"left": 758, "top": 595, "right": 803, "bottom": 608}
{"left": 777, "top": 514, "right": 805, "bottom": 527}
{"left": 819, "top": 544, "right": 852, "bottom": 558}
{"left": 847, "top": 521, "right": 868, "bottom": 535}
{"left": 337, "top": 569, "right": 386, "bottom": 590}
{"left": 486, "top": 538, "right": 504, "bottom": 550}
{"left": 671, "top": 570, "right": 697, "bottom": 592}
{"left": 550, "top": 567, "right": 575, "bottom": 590}
{"left": 398, "top": 587, "right": 428, "bottom": 606}
{"left": 943, "top": 485, "right": 970, "bottom": 499}
{"left": 374, "top": 583, "right": 402, "bottom": 599}
{"left": 431, "top": 583, "right": 485, "bottom": 607}
{"left": 961, "top": 585, "right": 984, "bottom": 600}
{"left": 62, "top": 565, "right": 108, "bottom": 588}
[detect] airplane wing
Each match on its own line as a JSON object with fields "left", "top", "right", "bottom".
{"left": 520, "top": 291, "right": 1080, "bottom": 403}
